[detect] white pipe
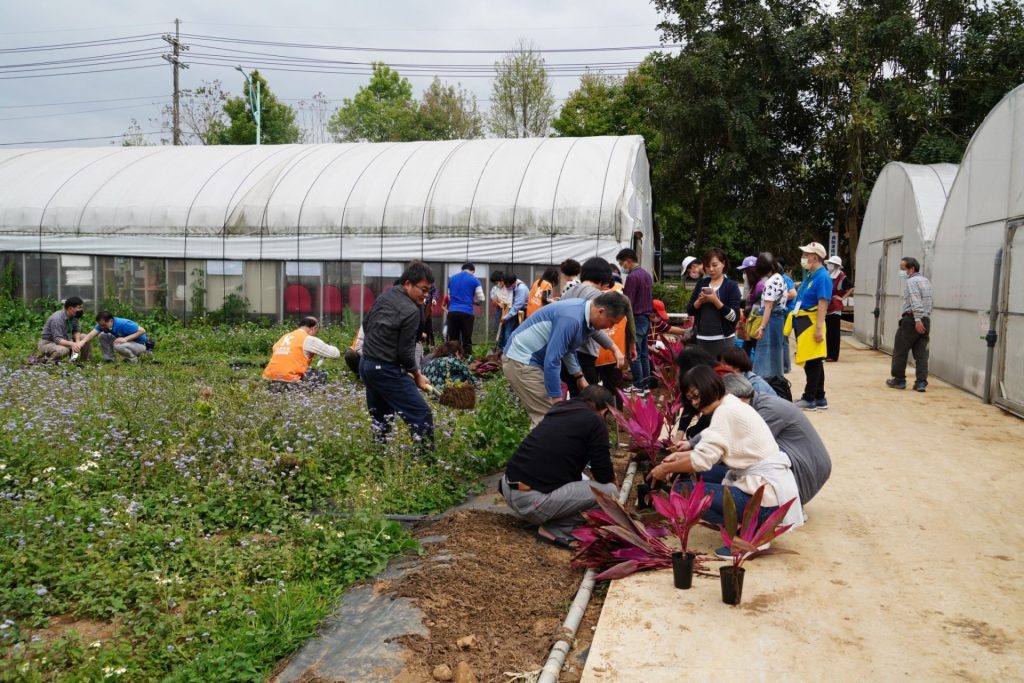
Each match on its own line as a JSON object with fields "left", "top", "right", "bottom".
{"left": 537, "top": 459, "right": 640, "bottom": 683}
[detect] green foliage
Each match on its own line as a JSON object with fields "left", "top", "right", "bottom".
{"left": 215, "top": 70, "right": 301, "bottom": 145}
{"left": 209, "top": 293, "right": 251, "bottom": 326}
{"left": 189, "top": 269, "right": 207, "bottom": 323}
{"left": 489, "top": 40, "right": 557, "bottom": 138}
{"left": 328, "top": 63, "right": 420, "bottom": 142}
{"left": 652, "top": 281, "right": 687, "bottom": 313}
{"left": 417, "top": 77, "right": 484, "bottom": 140}
{"left": 469, "top": 376, "right": 529, "bottom": 471}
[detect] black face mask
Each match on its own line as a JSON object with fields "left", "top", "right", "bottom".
{"left": 74, "top": 310, "right": 84, "bottom": 319}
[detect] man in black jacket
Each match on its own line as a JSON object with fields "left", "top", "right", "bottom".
{"left": 360, "top": 262, "right": 436, "bottom": 449}
{"left": 500, "top": 385, "right": 618, "bottom": 547}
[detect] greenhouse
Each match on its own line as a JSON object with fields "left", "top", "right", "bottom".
{"left": 853, "top": 161, "right": 957, "bottom": 351}
{"left": 0, "top": 135, "right": 653, "bottom": 338}
{"left": 929, "top": 82, "right": 1024, "bottom": 415}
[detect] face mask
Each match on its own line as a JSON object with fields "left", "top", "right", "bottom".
{"left": 898, "top": 270, "right": 908, "bottom": 279}
{"left": 800, "top": 258, "right": 810, "bottom": 269}
{"left": 74, "top": 310, "right": 84, "bottom": 319}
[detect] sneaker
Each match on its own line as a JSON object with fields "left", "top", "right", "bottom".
{"left": 886, "top": 378, "right": 907, "bottom": 389}
{"left": 815, "top": 399, "right": 828, "bottom": 410}
{"left": 715, "top": 542, "right": 770, "bottom": 560}
{"left": 913, "top": 381, "right": 927, "bottom": 392}
{"left": 794, "top": 398, "right": 816, "bottom": 411}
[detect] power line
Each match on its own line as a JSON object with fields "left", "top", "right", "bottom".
{"left": 0, "top": 102, "right": 167, "bottom": 122}
{"left": 0, "top": 95, "right": 169, "bottom": 109}
{"left": 0, "top": 33, "right": 164, "bottom": 53}
{"left": 188, "top": 60, "right": 635, "bottom": 78}
{"left": 0, "top": 131, "right": 163, "bottom": 146}
{"left": 0, "top": 63, "right": 165, "bottom": 80}
{"left": 0, "top": 47, "right": 165, "bottom": 69}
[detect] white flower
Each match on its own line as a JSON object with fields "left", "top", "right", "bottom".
{"left": 0, "top": 463, "right": 6, "bottom": 470}
{"left": 42, "top": 466, "right": 55, "bottom": 474}
{"left": 90, "top": 450, "right": 102, "bottom": 460}
{"left": 90, "top": 640, "right": 102, "bottom": 648}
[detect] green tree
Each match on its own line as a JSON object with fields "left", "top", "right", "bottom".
{"left": 327, "top": 63, "right": 420, "bottom": 142}
{"left": 489, "top": 41, "right": 556, "bottom": 138}
{"left": 551, "top": 73, "right": 622, "bottom": 137}
{"left": 216, "top": 70, "right": 300, "bottom": 145}
{"left": 417, "top": 77, "right": 484, "bottom": 140}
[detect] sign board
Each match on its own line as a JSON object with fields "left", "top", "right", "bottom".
{"left": 829, "top": 230, "right": 839, "bottom": 257}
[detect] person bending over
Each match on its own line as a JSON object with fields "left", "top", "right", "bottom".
{"left": 263, "top": 317, "right": 340, "bottom": 386}
{"left": 79, "top": 311, "right": 149, "bottom": 363}
{"left": 500, "top": 385, "right": 618, "bottom": 548}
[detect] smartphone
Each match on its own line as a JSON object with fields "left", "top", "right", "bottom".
{"left": 701, "top": 287, "right": 713, "bottom": 295}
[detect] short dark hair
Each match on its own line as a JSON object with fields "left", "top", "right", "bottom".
{"left": 560, "top": 259, "right": 581, "bottom": 277}
{"left": 64, "top": 296, "right": 84, "bottom": 309}
{"left": 675, "top": 346, "right": 716, "bottom": 396}
{"left": 682, "top": 365, "right": 726, "bottom": 409}
{"left": 754, "top": 252, "right": 777, "bottom": 279}
{"left": 95, "top": 311, "right": 114, "bottom": 323}
{"left": 461, "top": 262, "right": 475, "bottom": 272}
{"left": 578, "top": 384, "right": 613, "bottom": 411}
{"left": 703, "top": 247, "right": 728, "bottom": 269}
{"left": 541, "top": 266, "right": 560, "bottom": 286}
{"left": 580, "top": 257, "right": 613, "bottom": 286}
{"left": 490, "top": 270, "right": 505, "bottom": 284}
{"left": 901, "top": 257, "right": 921, "bottom": 274}
{"left": 718, "top": 345, "right": 753, "bottom": 373}
{"left": 431, "top": 340, "right": 463, "bottom": 359}
{"left": 502, "top": 272, "right": 518, "bottom": 286}
{"left": 299, "top": 316, "right": 319, "bottom": 329}
{"left": 401, "top": 262, "right": 434, "bottom": 286}
{"left": 616, "top": 248, "right": 638, "bottom": 263}
{"left": 592, "top": 291, "right": 628, "bottom": 318}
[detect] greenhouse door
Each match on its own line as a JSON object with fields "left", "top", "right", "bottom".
{"left": 996, "top": 220, "right": 1024, "bottom": 417}
{"left": 877, "top": 238, "right": 903, "bottom": 354}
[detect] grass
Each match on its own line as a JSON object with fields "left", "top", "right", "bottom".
{"left": 0, "top": 301, "right": 528, "bottom": 681}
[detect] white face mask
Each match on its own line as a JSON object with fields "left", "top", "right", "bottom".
{"left": 800, "top": 257, "right": 811, "bottom": 269}
{"left": 898, "top": 270, "right": 908, "bottom": 279}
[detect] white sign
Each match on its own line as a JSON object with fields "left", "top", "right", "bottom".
{"left": 829, "top": 230, "right": 839, "bottom": 257}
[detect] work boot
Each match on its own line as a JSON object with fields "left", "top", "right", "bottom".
{"left": 886, "top": 378, "right": 906, "bottom": 390}
{"left": 913, "top": 381, "right": 927, "bottom": 392}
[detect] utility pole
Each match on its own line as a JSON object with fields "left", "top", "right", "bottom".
{"left": 162, "top": 18, "right": 190, "bottom": 145}
{"left": 235, "top": 66, "right": 262, "bottom": 145}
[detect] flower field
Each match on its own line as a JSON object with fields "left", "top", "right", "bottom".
{"left": 0, "top": 320, "right": 527, "bottom": 681}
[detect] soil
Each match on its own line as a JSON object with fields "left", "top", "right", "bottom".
{"left": 391, "top": 509, "right": 605, "bottom": 683}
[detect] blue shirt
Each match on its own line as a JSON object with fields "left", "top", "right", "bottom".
{"left": 783, "top": 274, "right": 796, "bottom": 312}
{"left": 504, "top": 298, "right": 596, "bottom": 397}
{"left": 796, "top": 267, "right": 832, "bottom": 312}
{"left": 95, "top": 317, "right": 147, "bottom": 345}
{"left": 504, "top": 280, "right": 529, "bottom": 321}
{"left": 447, "top": 270, "right": 480, "bottom": 315}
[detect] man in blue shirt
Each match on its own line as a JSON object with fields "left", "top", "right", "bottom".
{"left": 792, "top": 242, "right": 832, "bottom": 410}
{"left": 503, "top": 292, "right": 628, "bottom": 426}
{"left": 80, "top": 311, "right": 149, "bottom": 363}
{"left": 499, "top": 272, "right": 530, "bottom": 350}
{"left": 446, "top": 262, "right": 485, "bottom": 357}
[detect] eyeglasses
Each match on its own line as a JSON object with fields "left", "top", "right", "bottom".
{"left": 413, "top": 283, "right": 431, "bottom": 294}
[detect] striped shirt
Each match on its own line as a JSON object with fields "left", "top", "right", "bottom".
{"left": 901, "top": 273, "right": 933, "bottom": 321}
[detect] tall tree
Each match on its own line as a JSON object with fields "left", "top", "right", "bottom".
{"left": 119, "top": 118, "right": 153, "bottom": 147}
{"left": 297, "top": 92, "right": 333, "bottom": 144}
{"left": 327, "top": 63, "right": 420, "bottom": 142}
{"left": 551, "top": 73, "right": 622, "bottom": 137}
{"left": 216, "top": 70, "right": 300, "bottom": 145}
{"left": 489, "top": 41, "right": 557, "bottom": 138}
{"left": 418, "top": 77, "right": 484, "bottom": 140}
{"left": 160, "top": 80, "right": 229, "bottom": 145}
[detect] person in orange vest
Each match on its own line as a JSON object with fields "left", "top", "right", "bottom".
{"left": 595, "top": 278, "right": 636, "bottom": 406}
{"left": 262, "top": 317, "right": 341, "bottom": 387}
{"left": 526, "top": 266, "right": 560, "bottom": 317}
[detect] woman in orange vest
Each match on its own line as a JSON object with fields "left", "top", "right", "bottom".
{"left": 525, "top": 266, "right": 561, "bottom": 317}
{"left": 595, "top": 280, "right": 636, "bottom": 406}
{"left": 262, "top": 317, "right": 341, "bottom": 386}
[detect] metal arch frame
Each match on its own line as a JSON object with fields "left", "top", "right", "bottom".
{"left": 420, "top": 140, "right": 470, "bottom": 262}
{"left": 548, "top": 138, "right": 582, "bottom": 264}
{"left": 378, "top": 141, "right": 431, "bottom": 267}
{"left": 508, "top": 138, "right": 548, "bottom": 267}
{"left": 594, "top": 136, "right": 624, "bottom": 257}
{"left": 465, "top": 140, "right": 510, "bottom": 262}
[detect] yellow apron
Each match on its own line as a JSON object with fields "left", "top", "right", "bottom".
{"left": 787, "top": 308, "right": 826, "bottom": 366}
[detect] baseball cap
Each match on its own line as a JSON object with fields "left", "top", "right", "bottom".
{"left": 682, "top": 256, "right": 697, "bottom": 271}
{"left": 826, "top": 255, "right": 843, "bottom": 267}
{"left": 652, "top": 299, "right": 668, "bottom": 319}
{"left": 737, "top": 255, "right": 757, "bottom": 270}
{"left": 799, "top": 242, "right": 827, "bottom": 259}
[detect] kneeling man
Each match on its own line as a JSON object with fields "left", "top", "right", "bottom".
{"left": 500, "top": 385, "right": 618, "bottom": 548}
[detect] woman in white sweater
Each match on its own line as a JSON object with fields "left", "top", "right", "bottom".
{"left": 650, "top": 366, "right": 803, "bottom": 540}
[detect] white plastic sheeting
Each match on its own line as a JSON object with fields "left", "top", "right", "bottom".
{"left": 0, "top": 136, "right": 654, "bottom": 269}
{"left": 854, "top": 162, "right": 957, "bottom": 350}
{"left": 930, "top": 83, "right": 1024, "bottom": 410}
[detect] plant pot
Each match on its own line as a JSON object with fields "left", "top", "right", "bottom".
{"left": 719, "top": 566, "right": 745, "bottom": 605}
{"left": 672, "top": 551, "right": 696, "bottom": 589}
{"left": 635, "top": 482, "right": 652, "bottom": 510}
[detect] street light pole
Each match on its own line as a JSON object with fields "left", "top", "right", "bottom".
{"left": 235, "top": 66, "right": 261, "bottom": 145}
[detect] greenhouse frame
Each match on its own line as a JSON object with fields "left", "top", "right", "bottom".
{"left": 0, "top": 135, "right": 653, "bottom": 342}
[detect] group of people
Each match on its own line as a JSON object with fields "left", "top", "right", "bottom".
{"left": 36, "top": 296, "right": 151, "bottom": 364}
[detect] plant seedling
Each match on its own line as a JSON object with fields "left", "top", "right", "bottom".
{"left": 650, "top": 480, "right": 712, "bottom": 554}
{"left": 719, "top": 484, "right": 798, "bottom": 569}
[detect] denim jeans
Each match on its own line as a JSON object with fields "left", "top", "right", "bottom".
{"left": 629, "top": 313, "right": 652, "bottom": 389}
{"left": 675, "top": 479, "right": 778, "bottom": 528}
{"left": 359, "top": 356, "right": 434, "bottom": 449}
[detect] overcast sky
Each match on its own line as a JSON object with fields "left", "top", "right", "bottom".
{"left": 0, "top": 0, "right": 672, "bottom": 147}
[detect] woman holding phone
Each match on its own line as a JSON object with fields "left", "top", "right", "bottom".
{"left": 686, "top": 247, "right": 743, "bottom": 359}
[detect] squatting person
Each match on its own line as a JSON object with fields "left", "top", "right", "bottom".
{"left": 79, "top": 311, "right": 149, "bottom": 363}
{"left": 262, "top": 317, "right": 340, "bottom": 386}
{"left": 36, "top": 296, "right": 91, "bottom": 362}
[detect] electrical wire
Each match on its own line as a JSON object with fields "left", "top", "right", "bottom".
{"left": 0, "top": 33, "right": 164, "bottom": 53}
{"left": 0, "top": 63, "right": 165, "bottom": 80}
{"left": 0, "top": 131, "right": 162, "bottom": 146}
{"left": 0, "top": 47, "right": 165, "bottom": 70}
{"left": 0, "top": 95, "right": 169, "bottom": 109}
{"left": 0, "top": 102, "right": 169, "bottom": 122}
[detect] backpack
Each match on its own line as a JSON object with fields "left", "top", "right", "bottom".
{"left": 765, "top": 375, "right": 792, "bottom": 402}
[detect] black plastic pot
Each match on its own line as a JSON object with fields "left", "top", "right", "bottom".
{"left": 635, "top": 482, "right": 652, "bottom": 510}
{"left": 719, "top": 566, "right": 745, "bottom": 605}
{"left": 672, "top": 551, "right": 696, "bottom": 589}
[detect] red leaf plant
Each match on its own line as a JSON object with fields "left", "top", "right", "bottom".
{"left": 571, "top": 486, "right": 677, "bottom": 580}
{"left": 719, "top": 484, "right": 798, "bottom": 570}
{"left": 608, "top": 391, "right": 669, "bottom": 465}
{"left": 650, "top": 480, "right": 712, "bottom": 554}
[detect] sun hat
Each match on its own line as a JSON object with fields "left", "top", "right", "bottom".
{"left": 682, "top": 256, "right": 697, "bottom": 271}
{"left": 799, "top": 242, "right": 827, "bottom": 259}
{"left": 826, "top": 255, "right": 843, "bottom": 267}
{"left": 652, "top": 299, "right": 669, "bottom": 319}
{"left": 737, "top": 255, "right": 757, "bottom": 270}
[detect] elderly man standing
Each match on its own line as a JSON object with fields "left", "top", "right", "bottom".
{"left": 360, "top": 262, "right": 436, "bottom": 447}
{"left": 37, "top": 297, "right": 91, "bottom": 362}
{"left": 886, "top": 256, "right": 933, "bottom": 392}
{"left": 502, "top": 292, "right": 628, "bottom": 426}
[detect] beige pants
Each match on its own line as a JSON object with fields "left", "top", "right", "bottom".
{"left": 37, "top": 339, "right": 91, "bottom": 361}
{"left": 502, "top": 357, "right": 555, "bottom": 427}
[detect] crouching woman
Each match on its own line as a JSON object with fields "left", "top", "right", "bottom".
{"left": 649, "top": 366, "right": 803, "bottom": 554}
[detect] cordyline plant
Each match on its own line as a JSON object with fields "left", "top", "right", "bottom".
{"left": 608, "top": 391, "right": 670, "bottom": 464}
{"left": 650, "top": 480, "right": 713, "bottom": 554}
{"left": 571, "top": 486, "right": 676, "bottom": 580}
{"left": 720, "top": 484, "right": 798, "bottom": 570}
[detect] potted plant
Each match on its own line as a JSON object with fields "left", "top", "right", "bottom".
{"left": 718, "top": 485, "right": 798, "bottom": 605}
{"left": 650, "top": 481, "right": 712, "bottom": 589}
{"left": 608, "top": 391, "right": 670, "bottom": 509}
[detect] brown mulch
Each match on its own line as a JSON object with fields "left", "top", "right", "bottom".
{"left": 392, "top": 509, "right": 602, "bottom": 682}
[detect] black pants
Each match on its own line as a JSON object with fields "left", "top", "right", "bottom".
{"left": 596, "top": 362, "right": 624, "bottom": 407}
{"left": 825, "top": 314, "right": 842, "bottom": 361}
{"left": 561, "top": 352, "right": 599, "bottom": 398}
{"left": 891, "top": 315, "right": 930, "bottom": 383}
{"left": 802, "top": 358, "right": 825, "bottom": 402}
{"left": 446, "top": 311, "right": 475, "bottom": 357}
{"left": 344, "top": 348, "right": 361, "bottom": 376}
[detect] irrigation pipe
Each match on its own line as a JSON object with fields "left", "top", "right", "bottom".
{"left": 537, "top": 458, "right": 640, "bottom": 683}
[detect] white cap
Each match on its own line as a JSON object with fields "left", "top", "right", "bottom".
{"left": 682, "top": 256, "right": 697, "bottom": 271}
{"left": 826, "top": 255, "right": 843, "bottom": 267}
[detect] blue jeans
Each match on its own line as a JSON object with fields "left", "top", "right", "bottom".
{"left": 675, "top": 479, "right": 777, "bottom": 528}
{"left": 629, "top": 314, "right": 652, "bottom": 389}
{"left": 753, "top": 309, "right": 787, "bottom": 379}
{"left": 498, "top": 315, "right": 519, "bottom": 352}
{"left": 359, "top": 356, "right": 434, "bottom": 449}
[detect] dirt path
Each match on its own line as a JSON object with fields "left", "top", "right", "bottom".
{"left": 582, "top": 340, "right": 1024, "bottom": 681}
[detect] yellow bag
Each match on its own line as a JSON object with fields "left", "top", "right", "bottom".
{"left": 745, "top": 314, "right": 763, "bottom": 339}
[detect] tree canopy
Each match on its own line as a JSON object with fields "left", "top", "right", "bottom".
{"left": 215, "top": 70, "right": 300, "bottom": 145}
{"left": 489, "top": 41, "right": 557, "bottom": 138}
